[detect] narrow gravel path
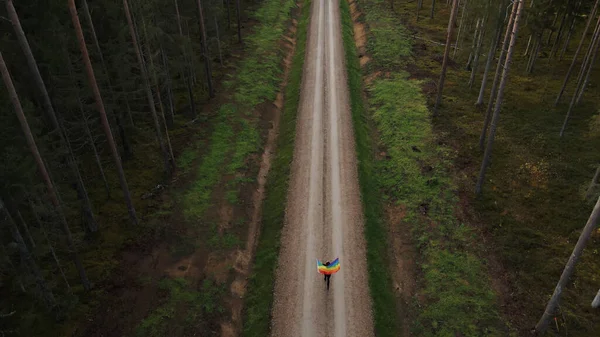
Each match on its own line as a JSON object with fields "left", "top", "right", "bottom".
{"left": 271, "top": 0, "right": 374, "bottom": 335}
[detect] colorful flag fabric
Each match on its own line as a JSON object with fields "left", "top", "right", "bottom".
{"left": 317, "top": 258, "right": 340, "bottom": 275}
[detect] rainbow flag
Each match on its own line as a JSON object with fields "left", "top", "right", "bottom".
{"left": 317, "top": 258, "right": 340, "bottom": 275}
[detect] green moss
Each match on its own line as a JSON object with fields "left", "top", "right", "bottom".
{"left": 242, "top": 1, "right": 310, "bottom": 335}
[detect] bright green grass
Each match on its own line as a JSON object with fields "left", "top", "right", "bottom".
{"left": 242, "top": 1, "right": 309, "bottom": 335}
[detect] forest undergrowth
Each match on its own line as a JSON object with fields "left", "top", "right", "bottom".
{"left": 384, "top": 0, "right": 600, "bottom": 335}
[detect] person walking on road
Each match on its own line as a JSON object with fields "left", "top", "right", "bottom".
{"left": 317, "top": 258, "right": 340, "bottom": 291}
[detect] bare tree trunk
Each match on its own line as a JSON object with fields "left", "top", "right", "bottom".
{"left": 586, "top": 165, "right": 600, "bottom": 199}
{"left": 174, "top": 0, "right": 183, "bottom": 35}
{"left": 469, "top": 17, "right": 486, "bottom": 88}
{"left": 81, "top": 0, "right": 132, "bottom": 161}
{"left": 550, "top": 6, "right": 569, "bottom": 59}
{"left": 453, "top": 0, "right": 466, "bottom": 58}
{"left": 184, "top": 18, "right": 198, "bottom": 86}
{"left": 143, "top": 19, "right": 176, "bottom": 169}
{"left": 214, "top": 16, "right": 224, "bottom": 67}
{"left": 576, "top": 16, "right": 600, "bottom": 85}
{"left": 476, "top": 0, "right": 524, "bottom": 195}
{"left": 161, "top": 46, "right": 175, "bottom": 127}
{"left": 555, "top": 0, "right": 599, "bottom": 105}
{"left": 524, "top": 35, "right": 532, "bottom": 56}
{"left": 466, "top": 18, "right": 481, "bottom": 70}
{"left": 65, "top": 50, "right": 111, "bottom": 200}
{"left": 477, "top": 15, "right": 502, "bottom": 106}
{"left": 236, "top": 0, "right": 242, "bottom": 43}
{"left": 174, "top": 0, "right": 196, "bottom": 120}
{"left": 123, "top": 87, "right": 135, "bottom": 127}
{"left": 16, "top": 210, "right": 35, "bottom": 249}
{"left": 593, "top": 289, "right": 600, "bottom": 308}
{"left": 0, "top": 51, "right": 91, "bottom": 290}
{"left": 527, "top": 33, "right": 542, "bottom": 74}
{"left": 576, "top": 30, "right": 600, "bottom": 104}
{"left": 434, "top": 0, "right": 460, "bottom": 115}
{"left": 479, "top": 1, "right": 518, "bottom": 151}
{"left": 560, "top": 14, "right": 577, "bottom": 60}
{"left": 226, "top": 0, "right": 232, "bottom": 30}
{"left": 7, "top": 0, "right": 98, "bottom": 231}
{"left": 83, "top": 113, "right": 110, "bottom": 199}
{"left": 123, "top": 0, "right": 172, "bottom": 178}
{"left": 29, "top": 197, "right": 70, "bottom": 291}
{"left": 560, "top": 19, "right": 600, "bottom": 136}
{"left": 535, "top": 196, "right": 600, "bottom": 332}
{"left": 197, "top": 0, "right": 215, "bottom": 98}
{"left": 417, "top": 0, "right": 423, "bottom": 21}
{"left": 69, "top": 0, "right": 138, "bottom": 225}
{"left": 431, "top": 0, "right": 437, "bottom": 19}
{"left": 1, "top": 199, "right": 56, "bottom": 310}
{"left": 58, "top": 112, "right": 98, "bottom": 233}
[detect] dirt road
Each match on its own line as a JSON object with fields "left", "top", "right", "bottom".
{"left": 271, "top": 0, "right": 374, "bottom": 335}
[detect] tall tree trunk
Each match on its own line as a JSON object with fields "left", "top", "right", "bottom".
{"left": 57, "top": 111, "right": 98, "bottom": 232}
{"left": 143, "top": 19, "right": 176, "bottom": 169}
{"left": 469, "top": 17, "right": 486, "bottom": 87}
{"left": 576, "top": 16, "right": 600, "bottom": 84}
{"left": 174, "top": 0, "right": 183, "bottom": 35}
{"left": 1, "top": 199, "right": 56, "bottom": 310}
{"left": 83, "top": 113, "right": 110, "bottom": 199}
{"left": 431, "top": 0, "right": 436, "bottom": 19}
{"left": 527, "top": 33, "right": 542, "bottom": 74}
{"left": 174, "top": 0, "right": 196, "bottom": 120}
{"left": 226, "top": 0, "right": 232, "bottom": 30}
{"left": 479, "top": 1, "right": 518, "bottom": 151}
{"left": 82, "top": 0, "right": 132, "bottom": 161}
{"left": 123, "top": 0, "right": 172, "bottom": 178}
{"left": 69, "top": 0, "right": 138, "bottom": 225}
{"left": 550, "top": 6, "right": 569, "bottom": 59}
{"left": 161, "top": 46, "right": 175, "bottom": 127}
{"left": 524, "top": 35, "right": 532, "bottom": 56}
{"left": 560, "top": 18, "right": 600, "bottom": 136}
{"left": 197, "top": 0, "right": 215, "bottom": 98}
{"left": 476, "top": 0, "right": 524, "bottom": 195}
{"left": 555, "top": 0, "right": 599, "bottom": 105}
{"left": 65, "top": 49, "right": 111, "bottom": 200}
{"left": 560, "top": 14, "right": 577, "bottom": 60}
{"left": 0, "top": 51, "right": 91, "bottom": 290}
{"left": 466, "top": 18, "right": 481, "bottom": 70}
{"left": 236, "top": 0, "right": 242, "bottom": 43}
{"left": 6, "top": 0, "right": 98, "bottom": 232}
{"left": 576, "top": 29, "right": 600, "bottom": 104}
{"left": 434, "top": 0, "right": 460, "bottom": 115}
{"left": 417, "top": 0, "right": 423, "bottom": 21}
{"left": 184, "top": 18, "right": 198, "bottom": 86}
{"left": 593, "top": 289, "right": 600, "bottom": 308}
{"left": 453, "top": 0, "right": 466, "bottom": 58}
{"left": 535, "top": 195, "right": 600, "bottom": 332}
{"left": 586, "top": 165, "right": 600, "bottom": 199}
{"left": 16, "top": 210, "right": 35, "bottom": 249}
{"left": 29, "top": 197, "right": 71, "bottom": 291}
{"left": 214, "top": 16, "right": 224, "bottom": 67}
{"left": 476, "top": 14, "right": 502, "bottom": 106}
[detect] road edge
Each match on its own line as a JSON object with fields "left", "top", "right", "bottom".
{"left": 241, "top": 1, "right": 311, "bottom": 335}
{"left": 339, "top": 0, "right": 400, "bottom": 336}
